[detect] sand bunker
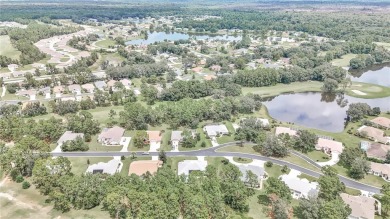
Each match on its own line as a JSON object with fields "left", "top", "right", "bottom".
{"left": 351, "top": 90, "right": 367, "bottom": 95}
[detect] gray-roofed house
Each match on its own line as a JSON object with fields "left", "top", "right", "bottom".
{"left": 12, "top": 71, "right": 25, "bottom": 78}
{"left": 171, "top": 131, "right": 183, "bottom": 151}
{"left": 203, "top": 124, "right": 229, "bottom": 138}
{"left": 178, "top": 160, "right": 208, "bottom": 176}
{"left": 17, "top": 89, "right": 36, "bottom": 100}
{"left": 98, "top": 126, "right": 125, "bottom": 146}
{"left": 68, "top": 84, "right": 82, "bottom": 95}
{"left": 57, "top": 131, "right": 84, "bottom": 146}
{"left": 238, "top": 165, "right": 265, "bottom": 187}
{"left": 86, "top": 159, "right": 122, "bottom": 175}
{"left": 94, "top": 80, "right": 107, "bottom": 91}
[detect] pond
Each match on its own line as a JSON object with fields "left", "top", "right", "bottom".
{"left": 263, "top": 92, "right": 390, "bottom": 132}
{"left": 126, "top": 32, "right": 241, "bottom": 45}
{"left": 348, "top": 63, "right": 390, "bottom": 87}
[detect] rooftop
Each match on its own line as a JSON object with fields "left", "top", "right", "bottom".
{"left": 147, "top": 131, "right": 162, "bottom": 142}
{"left": 171, "top": 131, "right": 183, "bottom": 142}
{"left": 365, "top": 142, "right": 390, "bottom": 160}
{"left": 316, "top": 138, "right": 344, "bottom": 154}
{"left": 128, "top": 160, "right": 163, "bottom": 176}
{"left": 203, "top": 124, "right": 229, "bottom": 137}
{"left": 57, "top": 131, "right": 84, "bottom": 145}
{"left": 178, "top": 160, "right": 207, "bottom": 176}
{"left": 358, "top": 125, "right": 389, "bottom": 143}
{"left": 280, "top": 174, "right": 319, "bottom": 198}
{"left": 371, "top": 117, "right": 390, "bottom": 128}
{"left": 370, "top": 162, "right": 390, "bottom": 176}
{"left": 86, "top": 159, "right": 121, "bottom": 175}
{"left": 98, "top": 126, "right": 125, "bottom": 143}
{"left": 340, "top": 193, "right": 375, "bottom": 219}
{"left": 275, "top": 127, "right": 297, "bottom": 136}
{"left": 238, "top": 165, "right": 264, "bottom": 182}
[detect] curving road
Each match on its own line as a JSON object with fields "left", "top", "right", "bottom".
{"left": 51, "top": 142, "right": 382, "bottom": 194}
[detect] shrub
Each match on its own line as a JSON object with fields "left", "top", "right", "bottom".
{"left": 265, "top": 161, "right": 273, "bottom": 167}
{"left": 15, "top": 175, "right": 24, "bottom": 183}
{"left": 201, "top": 141, "right": 206, "bottom": 147}
{"left": 281, "top": 165, "right": 290, "bottom": 173}
{"left": 22, "top": 181, "right": 30, "bottom": 189}
{"left": 10, "top": 169, "right": 20, "bottom": 181}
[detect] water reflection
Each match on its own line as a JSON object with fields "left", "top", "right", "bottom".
{"left": 263, "top": 92, "right": 390, "bottom": 132}
{"left": 349, "top": 63, "right": 390, "bottom": 86}
{"left": 126, "top": 32, "right": 242, "bottom": 45}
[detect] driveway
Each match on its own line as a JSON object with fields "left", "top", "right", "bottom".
{"left": 317, "top": 152, "right": 340, "bottom": 166}
{"left": 120, "top": 137, "right": 131, "bottom": 152}
{"left": 149, "top": 141, "right": 161, "bottom": 152}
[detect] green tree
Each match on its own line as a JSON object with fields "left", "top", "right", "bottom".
{"left": 339, "top": 147, "right": 363, "bottom": 167}
{"left": 381, "top": 184, "right": 390, "bottom": 216}
{"left": 158, "top": 150, "right": 167, "bottom": 164}
{"left": 321, "top": 78, "right": 339, "bottom": 93}
{"left": 348, "top": 157, "right": 370, "bottom": 179}
{"left": 293, "top": 130, "right": 318, "bottom": 153}
{"left": 265, "top": 177, "right": 292, "bottom": 202}
{"left": 318, "top": 166, "right": 345, "bottom": 201}
{"left": 318, "top": 198, "right": 351, "bottom": 219}
{"left": 295, "top": 196, "right": 320, "bottom": 219}
{"left": 260, "top": 134, "right": 289, "bottom": 157}
{"left": 133, "top": 131, "right": 147, "bottom": 148}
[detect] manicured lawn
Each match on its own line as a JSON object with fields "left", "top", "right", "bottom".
{"left": 167, "top": 156, "right": 197, "bottom": 173}
{"left": 217, "top": 144, "right": 257, "bottom": 154}
{"left": 67, "top": 157, "right": 112, "bottom": 175}
{"left": 60, "top": 56, "right": 70, "bottom": 62}
{"left": 87, "top": 106, "right": 124, "bottom": 124}
{"left": 331, "top": 53, "right": 357, "bottom": 67}
{"left": 306, "top": 150, "right": 330, "bottom": 162}
{"left": 247, "top": 189, "right": 269, "bottom": 219}
{"left": 280, "top": 154, "right": 320, "bottom": 171}
{"left": 233, "top": 157, "right": 253, "bottom": 164}
{"left": 95, "top": 39, "right": 116, "bottom": 48}
{"left": 333, "top": 164, "right": 387, "bottom": 188}
{"left": 264, "top": 164, "right": 284, "bottom": 178}
{"left": 346, "top": 82, "right": 390, "bottom": 99}
{"left": 297, "top": 173, "right": 318, "bottom": 182}
{"left": 160, "top": 129, "right": 172, "bottom": 151}
{"left": 120, "top": 156, "right": 152, "bottom": 176}
{"left": 345, "top": 187, "right": 362, "bottom": 196}
{"left": 242, "top": 81, "right": 323, "bottom": 97}
{"left": 0, "top": 35, "right": 20, "bottom": 60}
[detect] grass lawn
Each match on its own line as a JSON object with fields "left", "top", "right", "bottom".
{"left": 179, "top": 127, "right": 212, "bottom": 151}
{"left": 264, "top": 164, "right": 284, "bottom": 178}
{"left": 167, "top": 156, "right": 197, "bottom": 173}
{"left": 333, "top": 164, "right": 387, "bottom": 188}
{"left": 217, "top": 144, "right": 257, "bottom": 154}
{"left": 247, "top": 189, "right": 269, "bottom": 219}
{"left": 60, "top": 56, "right": 70, "bottom": 62}
{"left": 297, "top": 173, "right": 318, "bottom": 182}
{"left": 306, "top": 150, "right": 330, "bottom": 162}
{"left": 280, "top": 154, "right": 320, "bottom": 171}
{"left": 120, "top": 156, "right": 152, "bottom": 176}
{"left": 345, "top": 82, "right": 390, "bottom": 99}
{"left": 86, "top": 106, "right": 124, "bottom": 124}
{"left": 331, "top": 53, "right": 357, "bottom": 67}
{"left": 87, "top": 135, "right": 123, "bottom": 152}
{"left": 160, "top": 129, "right": 172, "bottom": 151}
{"left": 67, "top": 157, "right": 112, "bottom": 175}
{"left": 0, "top": 35, "right": 20, "bottom": 60}
{"left": 345, "top": 187, "right": 362, "bottom": 196}
{"left": 242, "top": 81, "right": 323, "bottom": 97}
{"left": 233, "top": 157, "right": 253, "bottom": 164}
{"left": 95, "top": 39, "right": 116, "bottom": 48}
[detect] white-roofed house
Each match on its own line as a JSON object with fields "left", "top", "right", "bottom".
{"left": 68, "top": 84, "right": 82, "bottom": 95}
{"left": 82, "top": 83, "right": 95, "bottom": 93}
{"left": 203, "top": 124, "right": 229, "bottom": 138}
{"left": 86, "top": 159, "right": 122, "bottom": 175}
{"left": 178, "top": 160, "right": 208, "bottom": 176}
{"left": 275, "top": 127, "right": 297, "bottom": 136}
{"left": 94, "top": 80, "right": 107, "bottom": 91}
{"left": 98, "top": 126, "right": 125, "bottom": 146}
{"left": 171, "top": 131, "right": 183, "bottom": 151}
{"left": 238, "top": 165, "right": 265, "bottom": 188}
{"left": 120, "top": 79, "right": 132, "bottom": 89}
{"left": 280, "top": 174, "right": 319, "bottom": 199}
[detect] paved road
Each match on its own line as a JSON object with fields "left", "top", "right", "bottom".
{"left": 51, "top": 142, "right": 382, "bottom": 194}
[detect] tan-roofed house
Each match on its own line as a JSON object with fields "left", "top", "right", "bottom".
{"left": 365, "top": 142, "right": 390, "bottom": 160}
{"left": 204, "top": 75, "right": 216, "bottom": 81}
{"left": 147, "top": 131, "right": 162, "bottom": 143}
{"left": 81, "top": 83, "right": 95, "bottom": 93}
{"left": 191, "top": 67, "right": 203, "bottom": 73}
{"left": 128, "top": 160, "right": 163, "bottom": 176}
{"left": 370, "top": 162, "right": 390, "bottom": 181}
{"left": 98, "top": 126, "right": 125, "bottom": 146}
{"left": 358, "top": 126, "right": 389, "bottom": 144}
{"left": 275, "top": 127, "right": 297, "bottom": 136}
{"left": 371, "top": 117, "right": 390, "bottom": 129}
{"left": 315, "top": 138, "right": 344, "bottom": 155}
{"left": 340, "top": 193, "right": 377, "bottom": 219}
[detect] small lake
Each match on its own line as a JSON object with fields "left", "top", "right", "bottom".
{"left": 126, "top": 32, "right": 241, "bottom": 45}
{"left": 263, "top": 92, "right": 390, "bottom": 132}
{"left": 349, "top": 63, "right": 390, "bottom": 87}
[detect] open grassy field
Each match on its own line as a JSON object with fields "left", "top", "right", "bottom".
{"left": 95, "top": 39, "right": 116, "bottom": 48}
{"left": 306, "top": 150, "right": 330, "bottom": 162}
{"left": 346, "top": 82, "right": 390, "bottom": 99}
{"left": 217, "top": 144, "right": 257, "bottom": 154}
{"left": 233, "top": 157, "right": 253, "bottom": 164}
{"left": 331, "top": 53, "right": 357, "bottom": 67}
{"left": 0, "top": 35, "right": 20, "bottom": 60}
{"left": 242, "top": 81, "right": 323, "bottom": 97}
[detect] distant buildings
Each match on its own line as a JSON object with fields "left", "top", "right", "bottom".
{"left": 275, "top": 127, "right": 297, "bottom": 136}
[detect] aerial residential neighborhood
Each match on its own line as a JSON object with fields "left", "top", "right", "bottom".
{"left": 0, "top": 0, "right": 389, "bottom": 219}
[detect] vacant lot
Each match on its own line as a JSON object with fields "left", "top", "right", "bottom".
{"left": 331, "top": 53, "right": 357, "bottom": 67}
{"left": 0, "top": 35, "right": 20, "bottom": 60}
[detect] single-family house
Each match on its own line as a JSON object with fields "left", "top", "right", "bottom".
{"left": 358, "top": 126, "right": 389, "bottom": 144}
{"left": 98, "top": 126, "right": 125, "bottom": 146}
{"left": 370, "top": 162, "right": 390, "bottom": 181}
{"left": 371, "top": 117, "right": 390, "bottom": 129}
{"left": 39, "top": 87, "right": 51, "bottom": 99}
{"left": 12, "top": 71, "right": 25, "bottom": 78}
{"left": 256, "top": 118, "right": 270, "bottom": 127}
{"left": 133, "top": 89, "right": 141, "bottom": 96}
{"left": 7, "top": 64, "right": 18, "bottom": 72}
{"left": 275, "top": 127, "right": 297, "bottom": 136}
{"left": 68, "top": 84, "right": 82, "bottom": 95}
{"left": 191, "top": 67, "right": 203, "bottom": 73}
{"left": 94, "top": 80, "right": 107, "bottom": 91}
{"left": 264, "top": 63, "right": 281, "bottom": 69}
{"left": 171, "top": 131, "right": 183, "bottom": 150}
{"left": 128, "top": 160, "right": 163, "bottom": 176}
{"left": 280, "top": 175, "right": 319, "bottom": 199}
{"left": 17, "top": 89, "right": 36, "bottom": 100}
{"left": 107, "top": 80, "right": 118, "bottom": 90}
{"left": 238, "top": 165, "right": 265, "bottom": 187}
{"left": 210, "top": 65, "right": 221, "bottom": 72}
{"left": 147, "top": 131, "right": 162, "bottom": 151}
{"left": 57, "top": 131, "right": 84, "bottom": 146}
{"left": 361, "top": 141, "right": 390, "bottom": 160}
{"left": 340, "top": 193, "right": 377, "bottom": 219}
{"left": 92, "top": 71, "right": 107, "bottom": 79}
{"left": 178, "top": 160, "right": 208, "bottom": 176}
{"left": 86, "top": 159, "right": 122, "bottom": 175}
{"left": 315, "top": 138, "right": 344, "bottom": 155}
{"left": 204, "top": 75, "right": 216, "bottom": 81}
{"left": 203, "top": 124, "right": 229, "bottom": 138}
{"left": 81, "top": 83, "right": 95, "bottom": 93}
{"left": 120, "top": 79, "right": 131, "bottom": 89}
{"left": 53, "top": 85, "right": 65, "bottom": 98}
